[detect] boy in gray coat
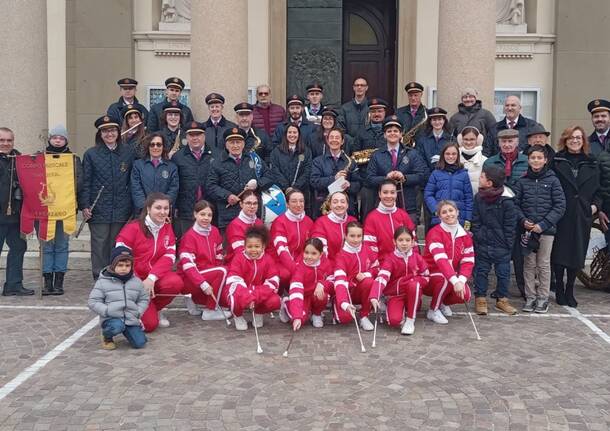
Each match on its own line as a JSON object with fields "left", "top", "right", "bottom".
{"left": 88, "top": 246, "right": 149, "bottom": 349}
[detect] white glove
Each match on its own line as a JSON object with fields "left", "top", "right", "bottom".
{"left": 246, "top": 179, "right": 257, "bottom": 190}
{"left": 431, "top": 155, "right": 440, "bottom": 164}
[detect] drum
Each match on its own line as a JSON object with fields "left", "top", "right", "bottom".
{"left": 262, "top": 185, "right": 287, "bottom": 226}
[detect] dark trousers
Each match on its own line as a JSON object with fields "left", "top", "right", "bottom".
{"left": 89, "top": 222, "right": 124, "bottom": 280}
{"left": 474, "top": 254, "right": 511, "bottom": 298}
{"left": 359, "top": 186, "right": 378, "bottom": 221}
{"left": 0, "top": 223, "right": 27, "bottom": 290}
{"left": 512, "top": 233, "right": 525, "bottom": 296}
{"left": 173, "top": 218, "right": 193, "bottom": 242}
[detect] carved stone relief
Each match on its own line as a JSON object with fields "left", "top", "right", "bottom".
{"left": 159, "top": 0, "right": 191, "bottom": 31}
{"left": 496, "top": 0, "right": 527, "bottom": 33}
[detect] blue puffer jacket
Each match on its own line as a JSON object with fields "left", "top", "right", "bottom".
{"left": 82, "top": 143, "right": 135, "bottom": 223}
{"left": 471, "top": 189, "right": 518, "bottom": 261}
{"left": 415, "top": 130, "right": 453, "bottom": 175}
{"left": 513, "top": 168, "right": 566, "bottom": 235}
{"left": 130, "top": 158, "right": 179, "bottom": 213}
{"left": 424, "top": 167, "right": 473, "bottom": 225}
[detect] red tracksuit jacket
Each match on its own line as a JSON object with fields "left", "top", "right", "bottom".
{"left": 334, "top": 242, "right": 379, "bottom": 301}
{"left": 226, "top": 251, "right": 280, "bottom": 293}
{"left": 370, "top": 249, "right": 429, "bottom": 299}
{"left": 270, "top": 211, "right": 314, "bottom": 271}
{"left": 287, "top": 257, "right": 334, "bottom": 319}
{"left": 423, "top": 224, "right": 475, "bottom": 286}
{"left": 363, "top": 206, "right": 417, "bottom": 259}
{"left": 225, "top": 211, "right": 264, "bottom": 264}
{"left": 311, "top": 213, "right": 357, "bottom": 260}
{"left": 115, "top": 220, "right": 176, "bottom": 281}
{"left": 178, "top": 224, "right": 224, "bottom": 287}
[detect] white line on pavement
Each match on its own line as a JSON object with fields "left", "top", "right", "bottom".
{"left": 0, "top": 305, "right": 89, "bottom": 310}
{"left": 0, "top": 316, "right": 99, "bottom": 402}
{"left": 563, "top": 306, "right": 610, "bottom": 346}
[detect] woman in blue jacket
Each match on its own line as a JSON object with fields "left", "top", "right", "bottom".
{"left": 424, "top": 142, "right": 473, "bottom": 226}
{"left": 130, "top": 133, "right": 179, "bottom": 216}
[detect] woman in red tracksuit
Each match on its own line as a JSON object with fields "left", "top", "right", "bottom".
{"left": 312, "top": 191, "right": 357, "bottom": 262}
{"left": 114, "top": 192, "right": 184, "bottom": 332}
{"left": 270, "top": 188, "right": 314, "bottom": 291}
{"left": 279, "top": 238, "right": 334, "bottom": 330}
{"left": 370, "top": 227, "right": 429, "bottom": 335}
{"left": 423, "top": 199, "right": 475, "bottom": 325}
{"left": 334, "top": 222, "right": 379, "bottom": 332}
{"left": 225, "top": 190, "right": 264, "bottom": 264}
{"left": 221, "top": 226, "right": 281, "bottom": 331}
{"left": 364, "top": 180, "right": 417, "bottom": 262}
{"left": 178, "top": 200, "right": 229, "bottom": 321}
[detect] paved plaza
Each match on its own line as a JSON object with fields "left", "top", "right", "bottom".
{"left": 0, "top": 270, "right": 609, "bottom": 431}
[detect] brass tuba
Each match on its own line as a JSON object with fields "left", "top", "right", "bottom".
{"left": 402, "top": 107, "right": 427, "bottom": 148}
{"left": 320, "top": 151, "right": 353, "bottom": 215}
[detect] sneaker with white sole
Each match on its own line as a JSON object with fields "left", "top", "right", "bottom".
{"left": 184, "top": 297, "right": 200, "bottom": 316}
{"left": 359, "top": 316, "right": 374, "bottom": 331}
{"left": 252, "top": 313, "right": 264, "bottom": 328}
{"left": 426, "top": 308, "right": 448, "bottom": 324}
{"left": 311, "top": 314, "right": 324, "bottom": 328}
{"left": 201, "top": 308, "right": 231, "bottom": 321}
{"left": 279, "top": 298, "right": 290, "bottom": 323}
{"left": 158, "top": 311, "right": 170, "bottom": 328}
{"left": 234, "top": 315, "right": 248, "bottom": 331}
{"left": 439, "top": 303, "right": 453, "bottom": 317}
{"left": 534, "top": 298, "right": 549, "bottom": 314}
{"left": 401, "top": 318, "right": 415, "bottom": 335}
{"left": 522, "top": 297, "right": 536, "bottom": 312}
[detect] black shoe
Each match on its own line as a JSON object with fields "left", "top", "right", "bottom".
{"left": 42, "top": 273, "right": 55, "bottom": 296}
{"left": 52, "top": 272, "right": 65, "bottom": 295}
{"left": 565, "top": 283, "right": 578, "bottom": 308}
{"left": 555, "top": 282, "right": 567, "bottom": 306}
{"left": 2, "top": 285, "right": 35, "bottom": 296}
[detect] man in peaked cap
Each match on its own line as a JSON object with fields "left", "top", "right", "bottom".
{"left": 107, "top": 78, "right": 149, "bottom": 127}
{"left": 396, "top": 81, "right": 426, "bottom": 135}
{"left": 234, "top": 102, "right": 272, "bottom": 161}
{"left": 588, "top": 98, "right": 610, "bottom": 156}
{"left": 203, "top": 92, "right": 237, "bottom": 155}
{"left": 147, "top": 77, "right": 194, "bottom": 133}
{"left": 304, "top": 82, "right": 326, "bottom": 125}
{"left": 272, "top": 94, "right": 317, "bottom": 147}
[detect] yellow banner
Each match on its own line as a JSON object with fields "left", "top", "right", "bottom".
{"left": 44, "top": 154, "right": 77, "bottom": 239}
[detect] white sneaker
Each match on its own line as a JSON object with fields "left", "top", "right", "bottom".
{"left": 427, "top": 309, "right": 448, "bottom": 325}
{"left": 234, "top": 316, "right": 248, "bottom": 331}
{"left": 401, "top": 318, "right": 415, "bottom": 335}
{"left": 253, "top": 313, "right": 264, "bottom": 328}
{"left": 184, "top": 297, "right": 200, "bottom": 316}
{"left": 439, "top": 304, "right": 453, "bottom": 317}
{"left": 359, "top": 316, "right": 374, "bottom": 331}
{"left": 158, "top": 311, "right": 170, "bottom": 328}
{"left": 201, "top": 308, "right": 231, "bottom": 321}
{"left": 279, "top": 299, "right": 290, "bottom": 323}
{"left": 311, "top": 314, "right": 324, "bottom": 328}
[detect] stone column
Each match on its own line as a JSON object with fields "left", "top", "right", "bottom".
{"left": 0, "top": 1, "right": 48, "bottom": 153}
{"left": 437, "top": 0, "right": 496, "bottom": 115}
{"left": 190, "top": 1, "right": 248, "bottom": 121}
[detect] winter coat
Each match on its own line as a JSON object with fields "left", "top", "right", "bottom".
{"left": 363, "top": 206, "right": 417, "bottom": 260}
{"left": 365, "top": 146, "right": 429, "bottom": 214}
{"left": 513, "top": 168, "right": 566, "bottom": 235}
{"left": 415, "top": 131, "right": 453, "bottom": 175}
{"left": 449, "top": 100, "right": 497, "bottom": 138}
{"left": 588, "top": 131, "right": 609, "bottom": 157}
{"left": 423, "top": 223, "right": 475, "bottom": 285}
{"left": 269, "top": 146, "right": 312, "bottom": 192}
{"left": 395, "top": 104, "right": 427, "bottom": 141}
{"left": 551, "top": 152, "right": 600, "bottom": 269}
{"left": 460, "top": 147, "right": 487, "bottom": 193}
{"left": 306, "top": 130, "right": 354, "bottom": 161}
{"left": 272, "top": 120, "right": 317, "bottom": 149}
{"left": 147, "top": 99, "right": 193, "bottom": 133}
{"left": 370, "top": 249, "right": 429, "bottom": 300}
{"left": 204, "top": 116, "right": 238, "bottom": 156}
{"left": 311, "top": 213, "right": 358, "bottom": 260}
{"left": 171, "top": 145, "right": 214, "bottom": 220}
{"left": 270, "top": 211, "right": 314, "bottom": 273}
{"left": 159, "top": 126, "right": 186, "bottom": 154}
{"left": 486, "top": 115, "right": 541, "bottom": 156}
{"left": 244, "top": 127, "right": 273, "bottom": 162}
{"left": 471, "top": 188, "right": 517, "bottom": 261}
{"left": 130, "top": 158, "right": 179, "bottom": 213}
{"left": 353, "top": 123, "right": 385, "bottom": 153}
{"left": 483, "top": 152, "right": 529, "bottom": 191}
{"left": 337, "top": 98, "right": 369, "bottom": 139}
{"left": 88, "top": 270, "right": 149, "bottom": 326}
{"left": 107, "top": 97, "right": 149, "bottom": 127}
{"left": 252, "top": 103, "right": 286, "bottom": 137}
{"left": 597, "top": 150, "right": 610, "bottom": 213}
{"left": 287, "top": 257, "right": 334, "bottom": 319}
{"left": 82, "top": 143, "right": 135, "bottom": 223}
{"left": 424, "top": 168, "right": 474, "bottom": 225}
{"left": 0, "top": 150, "right": 22, "bottom": 224}
{"left": 310, "top": 152, "right": 361, "bottom": 215}
{"left": 178, "top": 224, "right": 225, "bottom": 287}
{"left": 206, "top": 152, "right": 273, "bottom": 228}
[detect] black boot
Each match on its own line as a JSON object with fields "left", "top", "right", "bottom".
{"left": 2, "top": 284, "right": 35, "bottom": 296}
{"left": 52, "top": 272, "right": 65, "bottom": 295}
{"left": 565, "top": 281, "right": 578, "bottom": 308}
{"left": 42, "top": 273, "right": 55, "bottom": 296}
{"left": 555, "top": 279, "right": 567, "bottom": 306}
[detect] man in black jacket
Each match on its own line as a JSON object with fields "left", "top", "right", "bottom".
{"left": 147, "top": 77, "right": 194, "bottom": 132}
{"left": 486, "top": 95, "right": 540, "bottom": 156}
{"left": 587, "top": 98, "right": 610, "bottom": 157}
{"left": 234, "top": 102, "right": 272, "bottom": 162}
{"left": 338, "top": 77, "right": 369, "bottom": 139}
{"left": 107, "top": 78, "right": 149, "bottom": 126}
{"left": 396, "top": 81, "right": 427, "bottom": 137}
{"left": 0, "top": 128, "right": 31, "bottom": 296}
{"left": 203, "top": 92, "right": 237, "bottom": 156}
{"left": 272, "top": 95, "right": 317, "bottom": 148}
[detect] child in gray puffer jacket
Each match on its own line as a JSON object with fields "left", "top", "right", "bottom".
{"left": 88, "top": 246, "right": 149, "bottom": 349}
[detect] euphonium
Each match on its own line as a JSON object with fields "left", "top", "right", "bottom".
{"left": 320, "top": 151, "right": 353, "bottom": 215}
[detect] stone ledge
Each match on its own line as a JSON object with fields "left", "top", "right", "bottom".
{"left": 496, "top": 33, "right": 556, "bottom": 59}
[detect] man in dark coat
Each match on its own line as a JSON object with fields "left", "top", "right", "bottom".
{"left": 449, "top": 88, "right": 497, "bottom": 141}
{"left": 272, "top": 95, "right": 317, "bottom": 148}
{"left": 203, "top": 92, "right": 237, "bottom": 156}
{"left": 147, "top": 77, "right": 194, "bottom": 132}
{"left": 0, "top": 127, "right": 32, "bottom": 296}
{"left": 252, "top": 84, "right": 286, "bottom": 137}
{"left": 338, "top": 77, "right": 369, "bottom": 139}
{"left": 486, "top": 95, "right": 541, "bottom": 156}
{"left": 395, "top": 81, "right": 427, "bottom": 140}
{"left": 304, "top": 82, "right": 326, "bottom": 126}
{"left": 234, "top": 102, "right": 272, "bottom": 162}
{"left": 587, "top": 98, "right": 610, "bottom": 157}
{"left": 107, "top": 78, "right": 149, "bottom": 126}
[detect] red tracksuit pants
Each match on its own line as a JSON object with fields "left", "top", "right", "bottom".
{"left": 423, "top": 273, "right": 472, "bottom": 311}
{"left": 141, "top": 273, "right": 184, "bottom": 333}
{"left": 285, "top": 291, "right": 329, "bottom": 321}
{"left": 181, "top": 266, "right": 228, "bottom": 309}
{"left": 220, "top": 284, "right": 281, "bottom": 317}
{"left": 384, "top": 278, "right": 425, "bottom": 326}
{"left": 334, "top": 278, "right": 374, "bottom": 323}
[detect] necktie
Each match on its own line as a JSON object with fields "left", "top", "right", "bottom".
{"left": 411, "top": 108, "right": 417, "bottom": 118}
{"left": 151, "top": 159, "right": 160, "bottom": 167}
{"left": 391, "top": 149, "right": 398, "bottom": 169}
{"left": 235, "top": 156, "right": 241, "bottom": 166}
{"left": 509, "top": 121, "right": 515, "bottom": 129}
{"left": 600, "top": 134, "right": 606, "bottom": 146}
{"left": 192, "top": 150, "right": 201, "bottom": 160}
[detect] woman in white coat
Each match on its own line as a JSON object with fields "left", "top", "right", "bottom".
{"left": 458, "top": 126, "right": 487, "bottom": 193}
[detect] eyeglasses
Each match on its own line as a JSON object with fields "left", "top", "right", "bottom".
{"left": 258, "top": 92, "right": 269, "bottom": 96}
{"left": 149, "top": 142, "right": 163, "bottom": 148}
{"left": 353, "top": 84, "right": 367, "bottom": 87}
{"left": 242, "top": 201, "right": 258, "bottom": 206}
{"left": 570, "top": 136, "right": 583, "bottom": 141}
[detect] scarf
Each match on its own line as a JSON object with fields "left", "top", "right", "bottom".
{"left": 460, "top": 145, "right": 482, "bottom": 161}
{"left": 440, "top": 221, "right": 460, "bottom": 238}
{"left": 303, "top": 257, "right": 321, "bottom": 268}
{"left": 238, "top": 210, "right": 257, "bottom": 225}
{"left": 444, "top": 163, "right": 460, "bottom": 174}
{"left": 526, "top": 164, "right": 548, "bottom": 180}
{"left": 342, "top": 242, "right": 362, "bottom": 254}
{"left": 328, "top": 211, "right": 348, "bottom": 224}
{"left": 285, "top": 209, "right": 305, "bottom": 222}
{"left": 192, "top": 221, "right": 211, "bottom": 236}
{"left": 376, "top": 202, "right": 397, "bottom": 214}
{"left": 103, "top": 267, "right": 133, "bottom": 283}
{"left": 45, "top": 144, "right": 71, "bottom": 154}
{"left": 145, "top": 215, "right": 163, "bottom": 238}
{"left": 478, "top": 186, "right": 505, "bottom": 204}
{"left": 502, "top": 149, "right": 519, "bottom": 178}
{"left": 394, "top": 248, "right": 413, "bottom": 259}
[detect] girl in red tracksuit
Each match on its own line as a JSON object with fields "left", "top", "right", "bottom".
{"left": 280, "top": 238, "right": 334, "bottom": 330}
{"left": 222, "top": 225, "right": 281, "bottom": 331}
{"left": 312, "top": 191, "right": 357, "bottom": 262}
{"left": 114, "top": 192, "right": 184, "bottom": 332}
{"left": 270, "top": 188, "right": 314, "bottom": 290}
{"left": 178, "top": 200, "right": 228, "bottom": 319}
{"left": 334, "top": 222, "right": 379, "bottom": 332}
{"left": 225, "top": 190, "right": 264, "bottom": 264}
{"left": 370, "top": 227, "right": 429, "bottom": 336}
{"left": 423, "top": 199, "right": 475, "bottom": 325}
{"left": 364, "top": 180, "right": 417, "bottom": 262}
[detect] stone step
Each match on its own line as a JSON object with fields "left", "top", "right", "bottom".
{"left": 0, "top": 251, "right": 91, "bottom": 271}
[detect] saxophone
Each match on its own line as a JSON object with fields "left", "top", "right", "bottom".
{"left": 320, "top": 151, "right": 353, "bottom": 215}
{"left": 402, "top": 107, "right": 428, "bottom": 148}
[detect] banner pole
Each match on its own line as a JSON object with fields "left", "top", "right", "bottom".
{"left": 38, "top": 239, "right": 43, "bottom": 300}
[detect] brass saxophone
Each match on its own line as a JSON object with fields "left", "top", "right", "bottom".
{"left": 250, "top": 127, "right": 262, "bottom": 153}
{"left": 351, "top": 148, "right": 377, "bottom": 165}
{"left": 402, "top": 107, "right": 428, "bottom": 148}
{"left": 320, "top": 151, "right": 353, "bottom": 215}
